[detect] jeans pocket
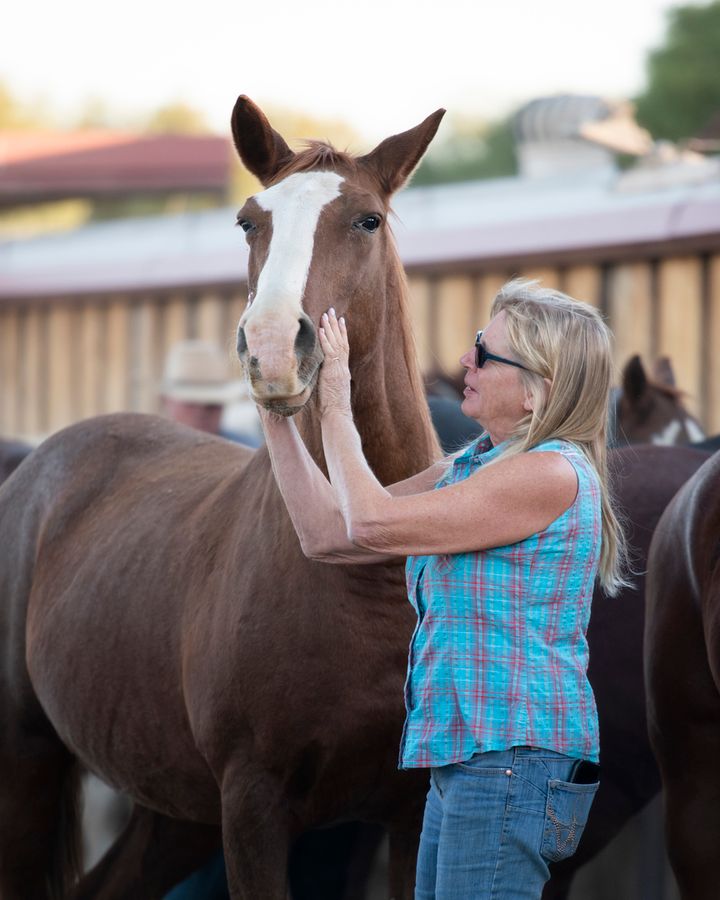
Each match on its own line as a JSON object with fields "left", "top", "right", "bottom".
{"left": 541, "top": 779, "right": 599, "bottom": 863}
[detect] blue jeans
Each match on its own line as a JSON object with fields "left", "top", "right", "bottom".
{"left": 415, "top": 746, "right": 599, "bottom": 899}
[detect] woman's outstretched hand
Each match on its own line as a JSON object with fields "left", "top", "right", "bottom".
{"left": 318, "top": 308, "right": 351, "bottom": 417}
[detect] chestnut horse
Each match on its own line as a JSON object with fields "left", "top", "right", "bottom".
{"left": 0, "top": 97, "right": 444, "bottom": 900}
{"left": 645, "top": 451, "right": 720, "bottom": 900}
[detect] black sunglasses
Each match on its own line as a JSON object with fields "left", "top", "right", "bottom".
{"left": 475, "top": 331, "right": 529, "bottom": 371}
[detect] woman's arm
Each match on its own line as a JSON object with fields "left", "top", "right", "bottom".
{"left": 261, "top": 410, "right": 445, "bottom": 563}
{"left": 318, "top": 311, "right": 578, "bottom": 557}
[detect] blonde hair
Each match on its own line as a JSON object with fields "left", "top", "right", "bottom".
{"left": 489, "top": 279, "right": 628, "bottom": 596}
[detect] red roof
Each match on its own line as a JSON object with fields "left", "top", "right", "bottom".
{"left": 0, "top": 131, "right": 231, "bottom": 206}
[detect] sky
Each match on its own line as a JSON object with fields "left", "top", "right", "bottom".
{"left": 2, "top": 0, "right": 682, "bottom": 146}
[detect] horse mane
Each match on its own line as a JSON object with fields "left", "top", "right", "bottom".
{"left": 270, "top": 141, "right": 360, "bottom": 183}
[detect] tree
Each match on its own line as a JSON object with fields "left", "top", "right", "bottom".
{"left": 635, "top": 1, "right": 720, "bottom": 141}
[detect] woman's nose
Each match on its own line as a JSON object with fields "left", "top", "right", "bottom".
{"left": 460, "top": 349, "right": 475, "bottom": 369}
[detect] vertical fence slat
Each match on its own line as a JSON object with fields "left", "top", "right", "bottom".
{"left": 436, "top": 276, "right": 475, "bottom": 376}
{"left": 0, "top": 308, "right": 20, "bottom": 436}
{"left": 477, "top": 273, "right": 509, "bottom": 328}
{"left": 518, "top": 267, "right": 560, "bottom": 289}
{"left": 196, "top": 293, "right": 225, "bottom": 346}
{"left": 80, "top": 303, "right": 107, "bottom": 418}
{"left": 132, "top": 299, "right": 160, "bottom": 414}
{"left": 565, "top": 265, "right": 602, "bottom": 307}
{"left": 22, "top": 307, "right": 43, "bottom": 438}
{"left": 162, "top": 296, "right": 190, "bottom": 359}
{"left": 46, "top": 302, "right": 76, "bottom": 435}
{"left": 607, "top": 263, "right": 653, "bottom": 381}
{"left": 407, "top": 276, "right": 433, "bottom": 373}
{"left": 105, "top": 298, "right": 130, "bottom": 413}
{"left": 657, "top": 257, "right": 703, "bottom": 419}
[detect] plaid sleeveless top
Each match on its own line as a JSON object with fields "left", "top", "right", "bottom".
{"left": 399, "top": 436, "right": 602, "bottom": 769}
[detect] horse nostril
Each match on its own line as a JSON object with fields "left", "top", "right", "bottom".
{"left": 236, "top": 327, "right": 248, "bottom": 357}
{"left": 294, "top": 316, "right": 316, "bottom": 358}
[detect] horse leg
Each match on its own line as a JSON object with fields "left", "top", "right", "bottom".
{"left": 220, "top": 765, "right": 290, "bottom": 900}
{"left": 72, "top": 804, "right": 222, "bottom": 899}
{"left": 647, "top": 576, "right": 720, "bottom": 899}
{"left": 0, "top": 743, "right": 82, "bottom": 900}
{"left": 658, "top": 715, "right": 720, "bottom": 900}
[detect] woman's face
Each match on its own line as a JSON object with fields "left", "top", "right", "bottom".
{"left": 459, "top": 311, "right": 532, "bottom": 443}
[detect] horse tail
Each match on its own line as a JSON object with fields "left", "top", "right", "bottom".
{"left": 47, "top": 758, "right": 83, "bottom": 899}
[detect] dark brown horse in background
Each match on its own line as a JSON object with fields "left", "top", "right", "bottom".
{"left": 645, "top": 451, "right": 720, "bottom": 900}
{"left": 0, "top": 97, "right": 444, "bottom": 900}
{"left": 612, "top": 354, "right": 707, "bottom": 447}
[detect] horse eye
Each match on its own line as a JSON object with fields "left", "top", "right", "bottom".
{"left": 236, "top": 218, "right": 254, "bottom": 234}
{"left": 358, "top": 215, "right": 381, "bottom": 233}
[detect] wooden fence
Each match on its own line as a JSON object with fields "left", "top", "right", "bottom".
{"left": 1, "top": 252, "right": 719, "bottom": 443}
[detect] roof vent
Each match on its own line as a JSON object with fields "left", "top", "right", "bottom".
{"left": 513, "top": 95, "right": 651, "bottom": 179}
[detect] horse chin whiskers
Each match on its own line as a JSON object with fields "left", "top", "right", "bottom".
{"left": 255, "top": 369, "right": 320, "bottom": 416}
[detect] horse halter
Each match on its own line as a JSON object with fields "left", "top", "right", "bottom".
{"left": 475, "top": 331, "right": 530, "bottom": 372}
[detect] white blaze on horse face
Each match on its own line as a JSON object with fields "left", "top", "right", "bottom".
{"left": 685, "top": 418, "right": 706, "bottom": 443}
{"left": 242, "top": 171, "right": 344, "bottom": 389}
{"left": 651, "top": 420, "right": 683, "bottom": 446}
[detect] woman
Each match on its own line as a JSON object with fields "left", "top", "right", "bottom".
{"left": 261, "top": 280, "right": 627, "bottom": 899}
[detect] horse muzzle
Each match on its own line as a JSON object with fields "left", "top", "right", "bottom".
{"left": 236, "top": 314, "right": 323, "bottom": 416}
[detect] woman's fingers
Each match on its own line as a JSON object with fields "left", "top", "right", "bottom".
{"left": 320, "top": 309, "right": 348, "bottom": 359}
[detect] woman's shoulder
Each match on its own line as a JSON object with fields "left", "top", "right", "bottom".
{"left": 528, "top": 438, "right": 590, "bottom": 464}
{"left": 527, "top": 439, "right": 600, "bottom": 488}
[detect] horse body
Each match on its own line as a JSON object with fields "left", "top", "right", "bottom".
{"left": 19, "top": 413, "right": 421, "bottom": 827}
{"left": 645, "top": 451, "right": 720, "bottom": 899}
{"left": 0, "top": 98, "right": 444, "bottom": 899}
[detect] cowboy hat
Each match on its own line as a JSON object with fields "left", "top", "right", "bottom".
{"left": 160, "top": 340, "right": 247, "bottom": 405}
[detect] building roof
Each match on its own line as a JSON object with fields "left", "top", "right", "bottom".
{"left": 1, "top": 163, "right": 718, "bottom": 300}
{"left": 0, "top": 132, "right": 231, "bottom": 207}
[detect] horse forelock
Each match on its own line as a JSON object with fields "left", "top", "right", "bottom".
{"left": 269, "top": 141, "right": 360, "bottom": 186}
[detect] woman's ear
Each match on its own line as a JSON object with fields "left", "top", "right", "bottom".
{"left": 522, "top": 378, "right": 552, "bottom": 413}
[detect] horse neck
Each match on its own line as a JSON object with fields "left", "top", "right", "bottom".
{"left": 298, "top": 253, "right": 440, "bottom": 485}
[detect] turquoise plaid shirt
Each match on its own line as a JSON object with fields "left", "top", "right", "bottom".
{"left": 399, "top": 436, "right": 602, "bottom": 769}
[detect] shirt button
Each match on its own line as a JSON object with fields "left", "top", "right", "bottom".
{"left": 505, "top": 769, "right": 512, "bottom": 776}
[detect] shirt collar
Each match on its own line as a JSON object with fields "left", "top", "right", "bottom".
{"left": 454, "top": 433, "right": 507, "bottom": 467}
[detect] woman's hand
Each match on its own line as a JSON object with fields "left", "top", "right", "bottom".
{"left": 318, "top": 308, "right": 351, "bottom": 416}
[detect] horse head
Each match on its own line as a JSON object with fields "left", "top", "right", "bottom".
{"left": 230, "top": 95, "right": 444, "bottom": 415}
{"left": 613, "top": 354, "right": 706, "bottom": 446}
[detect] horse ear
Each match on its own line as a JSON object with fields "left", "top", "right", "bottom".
{"left": 358, "top": 109, "right": 446, "bottom": 195}
{"left": 230, "top": 95, "right": 295, "bottom": 186}
{"left": 622, "top": 354, "right": 648, "bottom": 402}
{"left": 653, "top": 356, "right": 676, "bottom": 387}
